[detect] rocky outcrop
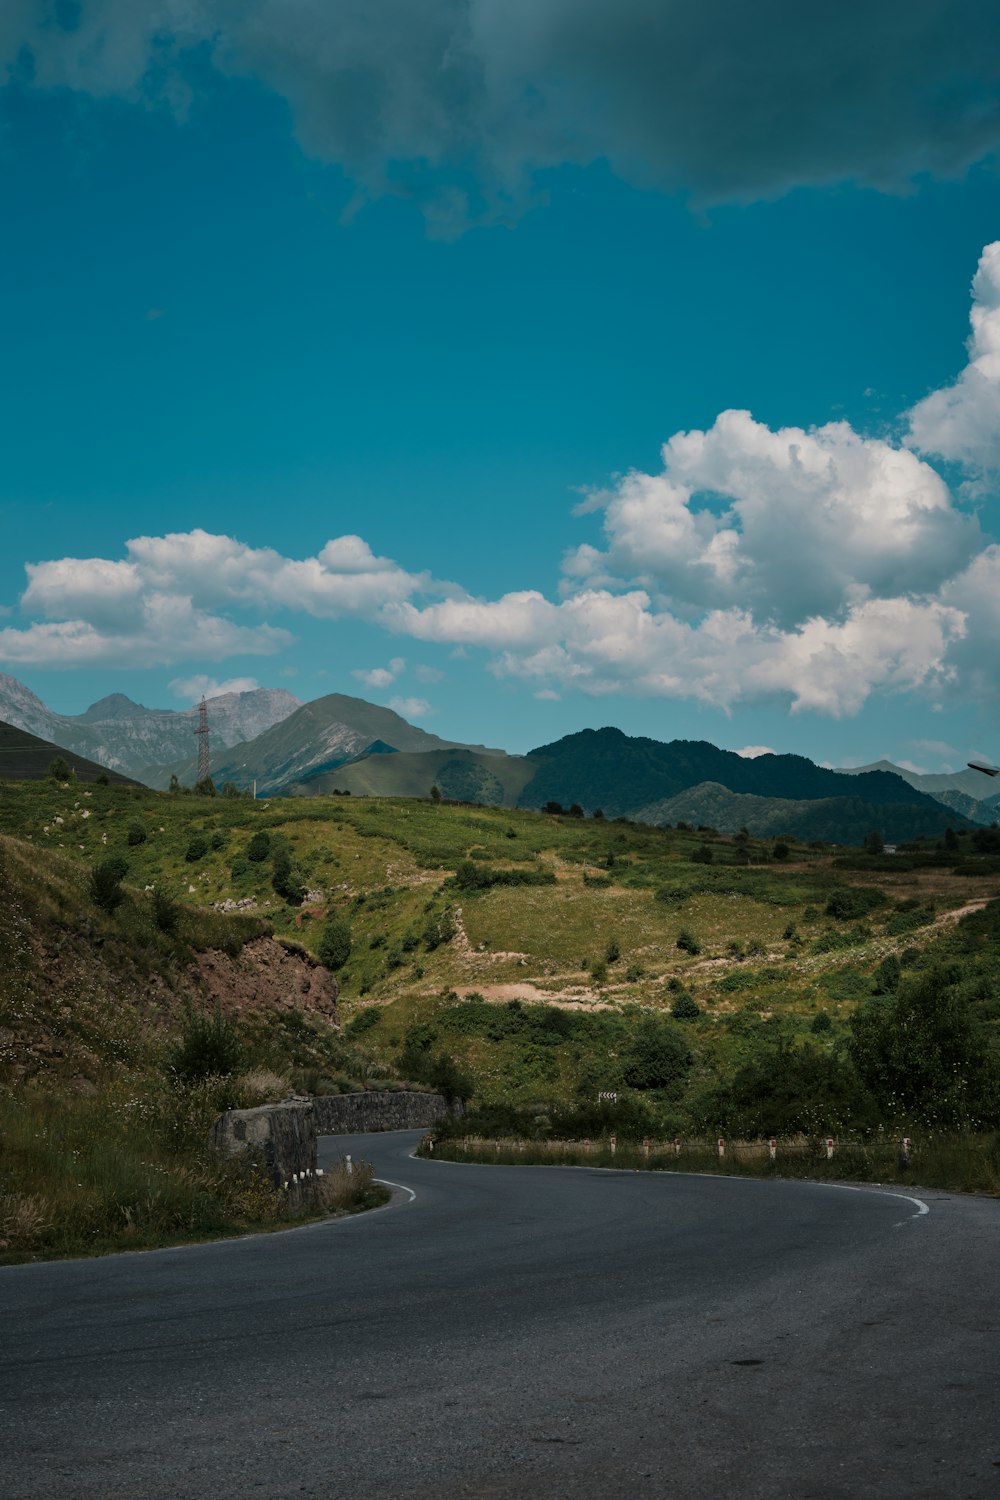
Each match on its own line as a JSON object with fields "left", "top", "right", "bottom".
{"left": 311, "top": 1090, "right": 452, "bottom": 1134}
{"left": 191, "top": 938, "right": 338, "bottom": 1021}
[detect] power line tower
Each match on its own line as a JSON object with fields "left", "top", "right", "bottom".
{"left": 194, "top": 697, "right": 211, "bottom": 784}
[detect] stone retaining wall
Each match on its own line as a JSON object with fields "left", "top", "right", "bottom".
{"left": 209, "top": 1092, "right": 451, "bottom": 1207}
{"left": 311, "top": 1090, "right": 452, "bottom": 1135}
{"left": 209, "top": 1099, "right": 318, "bottom": 1209}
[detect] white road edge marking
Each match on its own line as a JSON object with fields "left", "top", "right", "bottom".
{"left": 406, "top": 1150, "right": 931, "bottom": 1222}
{"left": 375, "top": 1178, "right": 416, "bottom": 1203}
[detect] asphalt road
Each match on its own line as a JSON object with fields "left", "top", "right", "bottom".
{"left": 1, "top": 1131, "right": 997, "bottom": 1500}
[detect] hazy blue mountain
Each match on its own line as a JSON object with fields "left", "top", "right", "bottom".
{"left": 0, "top": 673, "right": 301, "bottom": 781}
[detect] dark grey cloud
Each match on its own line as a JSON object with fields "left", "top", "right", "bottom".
{"left": 4, "top": 1, "right": 1000, "bottom": 223}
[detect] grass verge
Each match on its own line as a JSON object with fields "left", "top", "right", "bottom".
{"left": 419, "top": 1133, "right": 1000, "bottom": 1195}
{"left": 0, "top": 1084, "right": 388, "bottom": 1265}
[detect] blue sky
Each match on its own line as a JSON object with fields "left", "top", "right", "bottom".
{"left": 2, "top": 2, "right": 1000, "bottom": 770}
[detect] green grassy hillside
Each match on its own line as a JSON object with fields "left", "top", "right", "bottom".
{"left": 3, "top": 775, "right": 997, "bottom": 1158}
{"left": 0, "top": 719, "right": 136, "bottom": 785}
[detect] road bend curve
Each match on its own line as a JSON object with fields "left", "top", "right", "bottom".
{"left": 1, "top": 1130, "right": 997, "bottom": 1500}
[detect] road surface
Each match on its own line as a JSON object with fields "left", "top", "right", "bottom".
{"left": 1, "top": 1131, "right": 997, "bottom": 1498}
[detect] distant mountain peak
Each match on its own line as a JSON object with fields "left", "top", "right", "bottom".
{"left": 78, "top": 693, "right": 155, "bottom": 723}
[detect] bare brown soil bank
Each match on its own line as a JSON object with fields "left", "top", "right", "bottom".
{"left": 191, "top": 938, "right": 338, "bottom": 1022}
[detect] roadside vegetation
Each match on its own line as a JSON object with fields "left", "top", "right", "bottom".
{"left": 2, "top": 772, "right": 999, "bottom": 1249}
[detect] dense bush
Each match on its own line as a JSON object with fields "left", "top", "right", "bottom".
{"left": 185, "top": 837, "right": 209, "bottom": 863}
{"left": 271, "top": 848, "right": 305, "bottom": 905}
{"left": 126, "top": 823, "right": 147, "bottom": 846}
{"left": 318, "top": 914, "right": 352, "bottom": 971}
{"left": 621, "top": 1017, "right": 691, "bottom": 1093}
{"left": 167, "top": 1004, "right": 242, "bottom": 1083}
{"left": 825, "top": 886, "right": 888, "bottom": 921}
{"left": 849, "top": 966, "right": 1000, "bottom": 1129}
{"left": 670, "top": 992, "right": 701, "bottom": 1020}
{"left": 246, "top": 831, "right": 271, "bottom": 862}
{"left": 89, "top": 856, "right": 128, "bottom": 914}
{"left": 451, "top": 860, "right": 556, "bottom": 891}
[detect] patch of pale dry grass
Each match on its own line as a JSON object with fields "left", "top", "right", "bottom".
{"left": 0, "top": 1191, "right": 52, "bottom": 1250}
{"left": 235, "top": 1068, "right": 290, "bottom": 1106}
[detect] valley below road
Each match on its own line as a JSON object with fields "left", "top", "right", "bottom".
{"left": 1, "top": 1130, "right": 997, "bottom": 1500}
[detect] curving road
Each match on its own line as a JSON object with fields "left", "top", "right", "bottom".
{"left": 1, "top": 1131, "right": 998, "bottom": 1499}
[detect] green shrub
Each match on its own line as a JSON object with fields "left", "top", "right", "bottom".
{"left": 676, "top": 927, "right": 701, "bottom": 955}
{"left": 230, "top": 855, "right": 249, "bottom": 879}
{"left": 690, "top": 844, "right": 713, "bottom": 864}
{"left": 126, "top": 823, "right": 147, "bottom": 846}
{"left": 825, "top": 886, "right": 887, "bottom": 921}
{"left": 89, "top": 857, "right": 128, "bottom": 914}
{"left": 152, "top": 889, "right": 178, "bottom": 934}
{"left": 247, "top": 832, "right": 271, "bottom": 863}
{"left": 185, "top": 837, "right": 209, "bottom": 863}
{"left": 168, "top": 1005, "right": 242, "bottom": 1083}
{"left": 271, "top": 849, "right": 305, "bottom": 905}
{"left": 346, "top": 1006, "right": 382, "bottom": 1036}
{"left": 451, "top": 861, "right": 555, "bottom": 891}
{"left": 810, "top": 1010, "right": 832, "bottom": 1033}
{"left": 423, "top": 906, "right": 456, "bottom": 950}
{"left": 318, "top": 915, "right": 352, "bottom": 971}
{"left": 671, "top": 992, "right": 701, "bottom": 1020}
{"left": 622, "top": 1017, "right": 691, "bottom": 1093}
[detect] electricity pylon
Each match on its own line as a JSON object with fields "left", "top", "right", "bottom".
{"left": 195, "top": 697, "right": 211, "bottom": 783}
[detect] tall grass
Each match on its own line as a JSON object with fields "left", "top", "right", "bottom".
{"left": 421, "top": 1133, "right": 1000, "bottom": 1195}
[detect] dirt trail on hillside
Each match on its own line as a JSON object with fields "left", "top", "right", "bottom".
{"left": 452, "top": 982, "right": 614, "bottom": 1010}
{"left": 931, "top": 899, "right": 989, "bottom": 929}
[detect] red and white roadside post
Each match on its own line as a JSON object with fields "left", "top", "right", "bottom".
{"left": 674, "top": 1136, "right": 682, "bottom": 1158}
{"left": 900, "top": 1136, "right": 912, "bottom": 1168}
{"left": 642, "top": 1137, "right": 650, "bottom": 1158}
{"left": 769, "top": 1137, "right": 777, "bottom": 1162}
{"left": 826, "top": 1137, "right": 835, "bottom": 1161}
{"left": 610, "top": 1134, "right": 617, "bottom": 1157}
{"left": 717, "top": 1137, "right": 725, "bottom": 1162}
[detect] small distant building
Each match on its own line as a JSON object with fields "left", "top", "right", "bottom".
{"left": 882, "top": 844, "right": 898, "bottom": 855}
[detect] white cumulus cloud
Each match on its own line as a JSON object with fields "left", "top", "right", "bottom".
{"left": 564, "top": 410, "right": 978, "bottom": 627}
{"left": 906, "top": 241, "right": 1000, "bottom": 473}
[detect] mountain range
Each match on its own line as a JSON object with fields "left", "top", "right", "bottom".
{"left": 0, "top": 672, "right": 995, "bottom": 845}
{"left": 0, "top": 673, "right": 300, "bottom": 780}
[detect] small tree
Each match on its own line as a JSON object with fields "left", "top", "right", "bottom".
{"left": 185, "top": 836, "right": 209, "bottom": 863}
{"left": 863, "top": 829, "right": 885, "bottom": 855}
{"left": 676, "top": 927, "right": 701, "bottom": 955}
{"left": 319, "top": 914, "right": 352, "bottom": 971}
{"left": 690, "top": 844, "right": 713, "bottom": 864}
{"left": 126, "top": 823, "right": 147, "bottom": 846}
{"left": 49, "top": 756, "right": 71, "bottom": 781}
{"left": 772, "top": 841, "right": 790, "bottom": 861}
{"left": 430, "top": 784, "right": 442, "bottom": 803}
{"left": 272, "top": 848, "right": 305, "bottom": 905}
{"left": 671, "top": 992, "right": 701, "bottom": 1020}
